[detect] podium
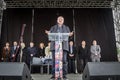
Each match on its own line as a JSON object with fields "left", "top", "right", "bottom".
{"left": 48, "top": 33, "right": 69, "bottom": 80}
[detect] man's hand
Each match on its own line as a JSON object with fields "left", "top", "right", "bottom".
{"left": 12, "top": 54, "right": 15, "bottom": 57}
{"left": 45, "top": 30, "right": 50, "bottom": 34}
{"left": 31, "top": 54, "right": 33, "bottom": 57}
{"left": 69, "top": 54, "right": 74, "bottom": 57}
{"left": 1, "top": 58, "right": 3, "bottom": 60}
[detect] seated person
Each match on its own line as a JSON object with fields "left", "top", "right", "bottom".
{"left": 45, "top": 42, "right": 52, "bottom": 59}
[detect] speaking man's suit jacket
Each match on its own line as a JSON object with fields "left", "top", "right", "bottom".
{"left": 49, "top": 24, "right": 70, "bottom": 51}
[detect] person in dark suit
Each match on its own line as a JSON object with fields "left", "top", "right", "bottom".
{"left": 10, "top": 41, "right": 20, "bottom": 62}
{"left": 68, "top": 41, "right": 76, "bottom": 73}
{"left": 78, "top": 40, "right": 90, "bottom": 72}
{"left": 36, "top": 42, "right": 45, "bottom": 58}
{"left": 45, "top": 16, "right": 73, "bottom": 80}
{"left": 20, "top": 42, "right": 30, "bottom": 69}
{"left": 27, "top": 42, "right": 37, "bottom": 68}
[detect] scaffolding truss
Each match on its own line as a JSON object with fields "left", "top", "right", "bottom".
{"left": 0, "top": 0, "right": 6, "bottom": 39}
{"left": 113, "top": 0, "right": 120, "bottom": 49}
{"left": 4, "top": 0, "right": 113, "bottom": 8}
{"left": 1, "top": 0, "right": 120, "bottom": 48}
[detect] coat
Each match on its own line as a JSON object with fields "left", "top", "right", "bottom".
{"left": 49, "top": 24, "right": 70, "bottom": 51}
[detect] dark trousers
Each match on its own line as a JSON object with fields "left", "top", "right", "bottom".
{"left": 80, "top": 58, "right": 88, "bottom": 72}
{"left": 52, "top": 50, "right": 68, "bottom": 77}
{"left": 68, "top": 58, "right": 75, "bottom": 73}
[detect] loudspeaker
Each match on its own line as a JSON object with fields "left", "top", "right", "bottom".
{"left": 0, "top": 62, "right": 31, "bottom": 80}
{"left": 82, "top": 62, "right": 120, "bottom": 80}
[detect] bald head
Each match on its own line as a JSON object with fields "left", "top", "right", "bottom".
{"left": 57, "top": 16, "right": 64, "bottom": 26}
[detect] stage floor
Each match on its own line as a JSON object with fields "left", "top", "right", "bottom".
{"left": 31, "top": 74, "right": 82, "bottom": 80}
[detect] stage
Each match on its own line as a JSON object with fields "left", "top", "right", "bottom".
{"left": 0, "top": 1, "right": 119, "bottom": 80}
{"left": 31, "top": 74, "right": 82, "bottom": 80}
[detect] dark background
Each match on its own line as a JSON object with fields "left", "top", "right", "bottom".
{"left": 0, "top": 8, "right": 117, "bottom": 73}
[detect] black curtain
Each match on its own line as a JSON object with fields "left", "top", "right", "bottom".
{"left": 0, "top": 8, "right": 117, "bottom": 68}
{"left": 1, "top": 8, "right": 32, "bottom": 47}
{"left": 1, "top": 8, "right": 73, "bottom": 46}
{"left": 33, "top": 8, "right": 73, "bottom": 46}
{"left": 74, "top": 8, "right": 117, "bottom": 61}
{"left": 74, "top": 8, "right": 117, "bottom": 73}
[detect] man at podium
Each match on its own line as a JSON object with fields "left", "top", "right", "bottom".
{"left": 45, "top": 16, "right": 73, "bottom": 80}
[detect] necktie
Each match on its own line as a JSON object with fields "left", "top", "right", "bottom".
{"left": 14, "top": 46, "right": 16, "bottom": 50}
{"left": 58, "top": 27, "right": 62, "bottom": 33}
{"left": 70, "top": 46, "right": 73, "bottom": 54}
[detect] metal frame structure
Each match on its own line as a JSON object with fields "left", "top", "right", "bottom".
{"left": 5, "top": 0, "right": 112, "bottom": 8}
{"left": 2, "top": 0, "right": 120, "bottom": 46}
{"left": 2, "top": 0, "right": 120, "bottom": 47}
{"left": 0, "top": 0, "right": 6, "bottom": 39}
{"left": 112, "top": 0, "right": 120, "bottom": 49}
{"left": 2, "top": 0, "right": 120, "bottom": 45}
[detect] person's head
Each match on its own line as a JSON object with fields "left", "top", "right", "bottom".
{"left": 21, "top": 42, "right": 25, "bottom": 49}
{"left": 5, "top": 42, "right": 10, "bottom": 47}
{"left": 81, "top": 40, "right": 86, "bottom": 46}
{"left": 93, "top": 40, "right": 97, "bottom": 46}
{"left": 48, "top": 42, "right": 50, "bottom": 47}
{"left": 57, "top": 16, "right": 64, "bottom": 26}
{"left": 39, "top": 42, "right": 44, "bottom": 48}
{"left": 69, "top": 41, "right": 74, "bottom": 46}
{"left": 13, "top": 41, "right": 17, "bottom": 46}
{"left": 30, "top": 42, "right": 34, "bottom": 47}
